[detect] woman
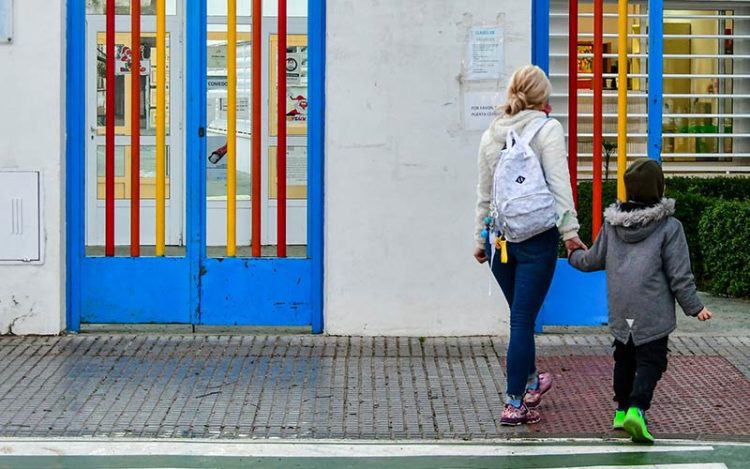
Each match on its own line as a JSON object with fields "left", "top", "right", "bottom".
{"left": 473, "top": 65, "right": 586, "bottom": 425}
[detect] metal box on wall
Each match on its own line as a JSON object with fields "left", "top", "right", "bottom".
{"left": 0, "top": 171, "right": 42, "bottom": 263}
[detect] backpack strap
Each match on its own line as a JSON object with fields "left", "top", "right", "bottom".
{"left": 505, "top": 128, "right": 519, "bottom": 150}
{"left": 520, "top": 117, "right": 551, "bottom": 146}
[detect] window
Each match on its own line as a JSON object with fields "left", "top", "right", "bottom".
{"left": 86, "top": 0, "right": 177, "bottom": 16}
{"left": 549, "top": 1, "right": 750, "bottom": 175}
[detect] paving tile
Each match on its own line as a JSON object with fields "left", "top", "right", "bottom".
{"left": 532, "top": 355, "right": 750, "bottom": 437}
{"left": 0, "top": 334, "right": 747, "bottom": 440}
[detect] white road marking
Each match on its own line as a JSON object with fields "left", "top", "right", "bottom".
{"left": 563, "top": 465, "right": 727, "bottom": 469}
{"left": 0, "top": 438, "right": 715, "bottom": 458}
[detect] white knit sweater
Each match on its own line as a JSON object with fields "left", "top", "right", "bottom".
{"left": 474, "top": 110, "right": 580, "bottom": 249}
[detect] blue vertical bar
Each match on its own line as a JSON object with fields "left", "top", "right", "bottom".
{"left": 308, "top": 0, "right": 326, "bottom": 334}
{"left": 66, "top": 0, "right": 85, "bottom": 332}
{"left": 532, "top": 0, "right": 550, "bottom": 74}
{"left": 532, "top": 0, "right": 549, "bottom": 334}
{"left": 648, "top": 0, "right": 663, "bottom": 163}
{"left": 186, "top": 0, "right": 208, "bottom": 324}
{"left": 531, "top": 0, "right": 550, "bottom": 333}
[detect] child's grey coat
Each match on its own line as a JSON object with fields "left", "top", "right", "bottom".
{"left": 568, "top": 198, "right": 704, "bottom": 346}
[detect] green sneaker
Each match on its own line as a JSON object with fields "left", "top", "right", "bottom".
{"left": 623, "top": 407, "right": 655, "bottom": 444}
{"left": 613, "top": 410, "right": 626, "bottom": 430}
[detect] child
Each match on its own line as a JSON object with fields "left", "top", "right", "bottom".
{"left": 568, "top": 159, "right": 713, "bottom": 444}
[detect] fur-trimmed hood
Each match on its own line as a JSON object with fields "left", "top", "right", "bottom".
{"left": 604, "top": 198, "right": 676, "bottom": 243}
{"left": 569, "top": 196, "right": 704, "bottom": 345}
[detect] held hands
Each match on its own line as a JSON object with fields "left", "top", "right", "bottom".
{"left": 564, "top": 237, "right": 588, "bottom": 257}
{"left": 696, "top": 307, "right": 713, "bottom": 321}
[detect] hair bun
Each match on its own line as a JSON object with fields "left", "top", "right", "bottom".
{"left": 504, "top": 93, "right": 528, "bottom": 116}
{"left": 503, "top": 65, "right": 552, "bottom": 116}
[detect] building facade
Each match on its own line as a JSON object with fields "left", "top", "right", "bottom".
{"left": 0, "top": 1, "right": 746, "bottom": 336}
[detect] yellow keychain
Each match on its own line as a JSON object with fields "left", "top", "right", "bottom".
{"left": 495, "top": 236, "right": 508, "bottom": 264}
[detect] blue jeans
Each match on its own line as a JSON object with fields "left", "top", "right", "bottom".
{"left": 486, "top": 228, "right": 559, "bottom": 399}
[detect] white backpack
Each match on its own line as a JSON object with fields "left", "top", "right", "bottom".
{"left": 490, "top": 118, "right": 558, "bottom": 243}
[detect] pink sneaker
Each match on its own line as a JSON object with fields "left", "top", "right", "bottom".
{"left": 523, "top": 372, "right": 553, "bottom": 409}
{"left": 500, "top": 403, "right": 541, "bottom": 426}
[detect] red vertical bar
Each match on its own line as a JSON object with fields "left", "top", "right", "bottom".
{"left": 277, "top": 0, "right": 287, "bottom": 257}
{"left": 106, "top": 0, "right": 116, "bottom": 256}
{"left": 568, "top": 0, "right": 578, "bottom": 207}
{"left": 252, "top": 0, "right": 262, "bottom": 257}
{"left": 131, "top": 0, "right": 141, "bottom": 257}
{"left": 592, "top": 0, "right": 604, "bottom": 237}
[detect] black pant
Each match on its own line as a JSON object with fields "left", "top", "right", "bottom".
{"left": 613, "top": 336, "right": 669, "bottom": 411}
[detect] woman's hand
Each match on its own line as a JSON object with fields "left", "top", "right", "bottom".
{"left": 696, "top": 307, "right": 713, "bottom": 321}
{"left": 564, "top": 237, "right": 588, "bottom": 257}
{"left": 473, "top": 247, "right": 488, "bottom": 264}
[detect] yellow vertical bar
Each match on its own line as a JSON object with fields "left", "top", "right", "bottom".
{"left": 156, "top": 0, "right": 166, "bottom": 255}
{"left": 226, "top": 0, "right": 237, "bottom": 256}
{"left": 617, "top": 0, "right": 628, "bottom": 201}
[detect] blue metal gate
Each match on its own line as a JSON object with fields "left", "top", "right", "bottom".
{"left": 65, "top": 1, "right": 325, "bottom": 331}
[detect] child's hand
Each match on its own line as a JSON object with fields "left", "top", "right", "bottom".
{"left": 696, "top": 307, "right": 713, "bottom": 321}
{"left": 564, "top": 237, "right": 588, "bottom": 257}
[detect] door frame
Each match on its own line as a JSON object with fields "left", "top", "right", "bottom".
{"left": 66, "top": 1, "right": 326, "bottom": 332}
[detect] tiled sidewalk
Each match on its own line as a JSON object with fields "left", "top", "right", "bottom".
{"left": 0, "top": 334, "right": 748, "bottom": 441}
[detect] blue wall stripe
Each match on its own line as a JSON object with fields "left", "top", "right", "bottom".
{"left": 648, "top": 0, "right": 664, "bottom": 163}
{"left": 66, "top": 0, "right": 85, "bottom": 333}
{"left": 532, "top": 0, "right": 550, "bottom": 74}
{"left": 186, "top": 1, "right": 207, "bottom": 324}
{"left": 308, "top": 0, "right": 326, "bottom": 334}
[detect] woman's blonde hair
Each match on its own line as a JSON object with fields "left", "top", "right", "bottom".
{"left": 503, "top": 65, "right": 552, "bottom": 116}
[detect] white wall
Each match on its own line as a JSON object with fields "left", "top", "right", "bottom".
{"left": 0, "top": 0, "right": 66, "bottom": 335}
{"left": 325, "top": 0, "right": 532, "bottom": 336}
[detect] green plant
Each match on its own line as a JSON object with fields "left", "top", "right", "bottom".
{"left": 574, "top": 180, "right": 618, "bottom": 246}
{"left": 665, "top": 176, "right": 750, "bottom": 201}
{"left": 569, "top": 176, "right": 749, "bottom": 296}
{"left": 670, "top": 191, "right": 717, "bottom": 285}
{"left": 699, "top": 201, "right": 750, "bottom": 298}
{"left": 560, "top": 177, "right": 750, "bottom": 296}
{"left": 602, "top": 140, "right": 617, "bottom": 182}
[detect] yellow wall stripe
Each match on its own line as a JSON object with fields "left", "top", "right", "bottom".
{"left": 226, "top": 0, "right": 237, "bottom": 257}
{"left": 155, "top": 0, "right": 166, "bottom": 255}
{"left": 617, "top": 0, "right": 628, "bottom": 202}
